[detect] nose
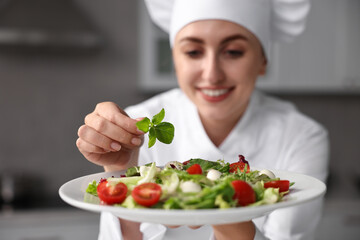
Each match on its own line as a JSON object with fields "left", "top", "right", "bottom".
{"left": 201, "top": 52, "right": 225, "bottom": 84}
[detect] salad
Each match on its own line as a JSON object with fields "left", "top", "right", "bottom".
{"left": 85, "top": 155, "right": 292, "bottom": 210}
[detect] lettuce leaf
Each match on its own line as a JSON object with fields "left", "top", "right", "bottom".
{"left": 85, "top": 180, "right": 98, "bottom": 196}
{"left": 163, "top": 177, "right": 236, "bottom": 209}
{"left": 182, "top": 158, "right": 230, "bottom": 173}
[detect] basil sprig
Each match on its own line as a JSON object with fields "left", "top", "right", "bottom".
{"left": 136, "top": 108, "right": 175, "bottom": 148}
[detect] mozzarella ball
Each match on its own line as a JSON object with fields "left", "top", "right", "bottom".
{"left": 180, "top": 181, "right": 201, "bottom": 193}
{"left": 206, "top": 169, "right": 222, "bottom": 181}
{"left": 259, "top": 169, "right": 276, "bottom": 179}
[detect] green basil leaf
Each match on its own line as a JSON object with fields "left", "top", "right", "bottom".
{"left": 152, "top": 108, "right": 165, "bottom": 125}
{"left": 136, "top": 117, "right": 151, "bottom": 133}
{"left": 136, "top": 109, "right": 175, "bottom": 148}
{"left": 148, "top": 127, "right": 156, "bottom": 148}
{"left": 154, "top": 122, "right": 175, "bottom": 144}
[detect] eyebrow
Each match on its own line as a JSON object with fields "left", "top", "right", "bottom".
{"left": 179, "top": 34, "right": 248, "bottom": 45}
{"left": 221, "top": 34, "right": 248, "bottom": 44}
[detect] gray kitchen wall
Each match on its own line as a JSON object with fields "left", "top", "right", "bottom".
{"left": 0, "top": 0, "right": 359, "bottom": 206}
{"left": 0, "top": 0, "right": 146, "bottom": 205}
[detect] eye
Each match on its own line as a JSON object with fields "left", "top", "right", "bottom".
{"left": 185, "top": 50, "right": 202, "bottom": 58}
{"left": 224, "top": 50, "right": 244, "bottom": 58}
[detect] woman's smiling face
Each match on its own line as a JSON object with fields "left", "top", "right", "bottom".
{"left": 173, "top": 20, "right": 266, "bottom": 123}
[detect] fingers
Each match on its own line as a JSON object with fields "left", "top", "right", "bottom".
{"left": 188, "top": 226, "right": 201, "bottom": 229}
{"left": 84, "top": 113, "right": 142, "bottom": 149}
{"left": 165, "top": 225, "right": 201, "bottom": 229}
{"left": 77, "top": 126, "right": 119, "bottom": 152}
{"left": 94, "top": 102, "right": 143, "bottom": 136}
{"left": 78, "top": 102, "right": 144, "bottom": 153}
{"left": 76, "top": 101, "right": 145, "bottom": 169}
{"left": 76, "top": 137, "right": 109, "bottom": 154}
{"left": 76, "top": 138, "right": 122, "bottom": 167}
{"left": 165, "top": 225, "right": 180, "bottom": 229}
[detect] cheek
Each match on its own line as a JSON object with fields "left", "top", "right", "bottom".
{"left": 225, "top": 65, "right": 255, "bottom": 86}
{"left": 228, "top": 57, "right": 263, "bottom": 83}
{"left": 174, "top": 56, "right": 199, "bottom": 86}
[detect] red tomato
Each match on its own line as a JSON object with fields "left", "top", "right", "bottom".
{"left": 231, "top": 180, "right": 256, "bottom": 206}
{"left": 132, "top": 183, "right": 162, "bottom": 207}
{"left": 186, "top": 164, "right": 203, "bottom": 175}
{"left": 230, "top": 155, "right": 250, "bottom": 173}
{"left": 264, "top": 180, "right": 290, "bottom": 192}
{"left": 97, "top": 181, "right": 128, "bottom": 205}
{"left": 229, "top": 162, "right": 250, "bottom": 173}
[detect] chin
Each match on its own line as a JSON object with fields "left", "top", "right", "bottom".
{"left": 198, "top": 106, "right": 229, "bottom": 121}
{"left": 198, "top": 100, "right": 247, "bottom": 123}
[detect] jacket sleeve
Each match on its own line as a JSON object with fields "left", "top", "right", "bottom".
{"left": 98, "top": 212, "right": 122, "bottom": 240}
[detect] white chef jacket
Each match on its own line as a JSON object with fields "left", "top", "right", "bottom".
{"left": 98, "top": 88, "right": 329, "bottom": 240}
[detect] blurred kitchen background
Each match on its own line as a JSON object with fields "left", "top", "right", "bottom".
{"left": 0, "top": 0, "right": 359, "bottom": 239}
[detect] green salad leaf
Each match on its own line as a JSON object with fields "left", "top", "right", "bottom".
{"left": 85, "top": 180, "right": 98, "bottom": 196}
{"left": 163, "top": 177, "right": 236, "bottom": 210}
{"left": 85, "top": 158, "right": 291, "bottom": 210}
{"left": 183, "top": 158, "right": 230, "bottom": 173}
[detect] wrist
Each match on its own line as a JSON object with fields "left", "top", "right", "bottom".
{"left": 212, "top": 221, "right": 255, "bottom": 240}
{"left": 104, "top": 150, "right": 140, "bottom": 172}
{"left": 119, "top": 218, "right": 142, "bottom": 240}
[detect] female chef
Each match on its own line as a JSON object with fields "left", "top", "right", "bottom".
{"left": 76, "top": 0, "right": 329, "bottom": 239}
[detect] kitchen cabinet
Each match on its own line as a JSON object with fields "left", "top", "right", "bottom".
{"left": 138, "top": 0, "right": 360, "bottom": 93}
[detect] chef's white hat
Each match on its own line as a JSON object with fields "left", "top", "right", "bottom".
{"left": 144, "top": 0, "right": 310, "bottom": 59}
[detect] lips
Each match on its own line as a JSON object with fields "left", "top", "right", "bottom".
{"left": 199, "top": 87, "right": 233, "bottom": 102}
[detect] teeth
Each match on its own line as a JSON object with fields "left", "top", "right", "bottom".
{"left": 201, "top": 89, "right": 229, "bottom": 97}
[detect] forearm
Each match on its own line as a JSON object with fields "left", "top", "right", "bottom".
{"left": 212, "top": 221, "right": 255, "bottom": 240}
{"left": 119, "top": 218, "right": 142, "bottom": 240}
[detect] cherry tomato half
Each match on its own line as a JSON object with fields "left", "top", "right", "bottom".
{"left": 97, "top": 181, "right": 128, "bottom": 205}
{"left": 231, "top": 180, "right": 256, "bottom": 206}
{"left": 264, "top": 180, "right": 290, "bottom": 192}
{"left": 186, "top": 164, "right": 203, "bottom": 175}
{"left": 132, "top": 182, "right": 162, "bottom": 207}
{"left": 229, "top": 162, "right": 250, "bottom": 173}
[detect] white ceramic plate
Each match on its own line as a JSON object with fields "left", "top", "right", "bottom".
{"left": 59, "top": 169, "right": 326, "bottom": 225}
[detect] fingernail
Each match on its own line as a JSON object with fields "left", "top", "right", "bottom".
{"left": 136, "top": 117, "right": 145, "bottom": 121}
{"left": 110, "top": 142, "right": 121, "bottom": 151}
{"left": 131, "top": 138, "right": 141, "bottom": 146}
